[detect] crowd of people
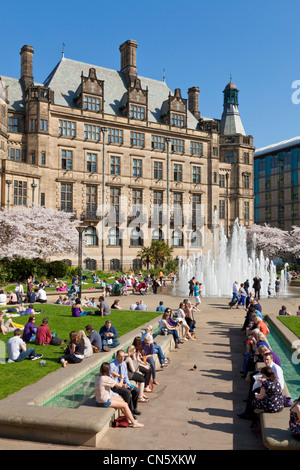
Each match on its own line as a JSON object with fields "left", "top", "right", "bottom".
{"left": 235, "top": 292, "right": 300, "bottom": 440}
{"left": 1, "top": 269, "right": 300, "bottom": 441}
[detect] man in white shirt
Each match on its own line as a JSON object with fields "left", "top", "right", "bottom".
{"left": 109, "top": 350, "right": 140, "bottom": 417}
{"left": 262, "top": 352, "right": 284, "bottom": 391}
{"left": 7, "top": 329, "right": 42, "bottom": 362}
{"left": 15, "top": 282, "right": 24, "bottom": 304}
{"left": 36, "top": 288, "right": 47, "bottom": 303}
{"left": 237, "top": 351, "right": 285, "bottom": 420}
{"left": 230, "top": 281, "right": 240, "bottom": 306}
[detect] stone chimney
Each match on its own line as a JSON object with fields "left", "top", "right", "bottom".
{"left": 20, "top": 45, "right": 34, "bottom": 89}
{"left": 119, "top": 40, "right": 138, "bottom": 85}
{"left": 188, "top": 86, "right": 200, "bottom": 119}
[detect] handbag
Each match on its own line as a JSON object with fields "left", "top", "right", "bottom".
{"left": 112, "top": 416, "right": 129, "bottom": 428}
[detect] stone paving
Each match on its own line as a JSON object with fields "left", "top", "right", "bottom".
{"left": 0, "top": 286, "right": 297, "bottom": 451}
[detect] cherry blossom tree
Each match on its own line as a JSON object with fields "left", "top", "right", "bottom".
{"left": 247, "top": 223, "right": 292, "bottom": 259}
{"left": 289, "top": 226, "right": 300, "bottom": 258}
{"left": 0, "top": 206, "right": 84, "bottom": 260}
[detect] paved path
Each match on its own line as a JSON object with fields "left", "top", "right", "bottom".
{"left": 1, "top": 288, "right": 294, "bottom": 451}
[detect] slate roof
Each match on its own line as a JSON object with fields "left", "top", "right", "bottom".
{"left": 44, "top": 57, "right": 207, "bottom": 129}
{"left": 219, "top": 103, "right": 246, "bottom": 136}
{"left": 1, "top": 56, "right": 217, "bottom": 130}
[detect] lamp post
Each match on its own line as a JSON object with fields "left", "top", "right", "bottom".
{"left": 31, "top": 178, "right": 37, "bottom": 206}
{"left": 76, "top": 226, "right": 85, "bottom": 300}
{"left": 6, "top": 180, "right": 12, "bottom": 210}
{"left": 226, "top": 172, "right": 229, "bottom": 238}
{"left": 101, "top": 127, "right": 107, "bottom": 271}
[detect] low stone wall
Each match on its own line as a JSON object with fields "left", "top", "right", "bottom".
{"left": 258, "top": 314, "right": 300, "bottom": 450}
{"left": 0, "top": 316, "right": 173, "bottom": 447}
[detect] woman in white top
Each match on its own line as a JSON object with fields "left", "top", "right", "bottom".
{"left": 95, "top": 362, "right": 144, "bottom": 428}
{"left": 0, "top": 290, "right": 7, "bottom": 305}
{"left": 77, "top": 330, "right": 93, "bottom": 357}
{"left": 177, "top": 302, "right": 195, "bottom": 341}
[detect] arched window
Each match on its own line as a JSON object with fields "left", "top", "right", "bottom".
{"left": 130, "top": 227, "right": 143, "bottom": 246}
{"left": 172, "top": 229, "right": 183, "bottom": 247}
{"left": 152, "top": 228, "right": 164, "bottom": 241}
{"left": 85, "top": 258, "right": 97, "bottom": 270}
{"left": 110, "top": 259, "right": 121, "bottom": 271}
{"left": 107, "top": 227, "right": 120, "bottom": 246}
{"left": 190, "top": 230, "right": 202, "bottom": 248}
{"left": 62, "top": 259, "right": 72, "bottom": 267}
{"left": 133, "top": 258, "right": 142, "bottom": 271}
{"left": 85, "top": 226, "right": 98, "bottom": 246}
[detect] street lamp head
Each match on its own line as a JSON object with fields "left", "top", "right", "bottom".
{"left": 6, "top": 180, "right": 12, "bottom": 185}
{"left": 76, "top": 225, "right": 86, "bottom": 233}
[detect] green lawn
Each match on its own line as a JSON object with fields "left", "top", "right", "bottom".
{"left": 0, "top": 304, "right": 159, "bottom": 400}
{"left": 277, "top": 316, "right": 300, "bottom": 339}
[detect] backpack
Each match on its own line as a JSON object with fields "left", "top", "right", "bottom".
{"left": 112, "top": 416, "right": 129, "bottom": 428}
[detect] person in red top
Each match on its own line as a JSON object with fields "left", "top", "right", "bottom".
{"left": 35, "top": 318, "right": 64, "bottom": 345}
{"left": 35, "top": 318, "right": 52, "bottom": 345}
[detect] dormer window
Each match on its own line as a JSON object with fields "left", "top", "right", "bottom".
{"left": 130, "top": 104, "right": 145, "bottom": 120}
{"left": 75, "top": 68, "right": 104, "bottom": 113}
{"left": 171, "top": 113, "right": 184, "bottom": 127}
{"left": 84, "top": 95, "right": 101, "bottom": 112}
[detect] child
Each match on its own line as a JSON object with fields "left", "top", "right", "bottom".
{"left": 267, "top": 283, "right": 272, "bottom": 298}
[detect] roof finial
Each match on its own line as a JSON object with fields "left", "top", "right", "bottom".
{"left": 230, "top": 72, "right": 232, "bottom": 82}
{"left": 163, "top": 68, "right": 166, "bottom": 83}
{"left": 62, "top": 42, "right": 66, "bottom": 59}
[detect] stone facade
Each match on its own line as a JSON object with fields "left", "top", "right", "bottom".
{"left": 0, "top": 40, "right": 255, "bottom": 270}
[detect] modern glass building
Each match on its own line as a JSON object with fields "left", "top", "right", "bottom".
{"left": 254, "top": 137, "right": 300, "bottom": 229}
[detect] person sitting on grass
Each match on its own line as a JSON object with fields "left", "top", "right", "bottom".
{"left": 35, "top": 317, "right": 65, "bottom": 346}
{"left": 278, "top": 305, "right": 292, "bottom": 316}
{"left": 7, "top": 329, "right": 43, "bottom": 363}
{"left": 77, "top": 329, "right": 93, "bottom": 357}
{"left": 0, "top": 311, "right": 22, "bottom": 335}
{"left": 71, "top": 299, "right": 92, "bottom": 317}
{"left": 99, "top": 320, "right": 120, "bottom": 351}
{"left": 22, "top": 315, "right": 37, "bottom": 343}
{"left": 58, "top": 331, "right": 85, "bottom": 368}
{"left": 95, "top": 362, "right": 144, "bottom": 428}
{"left": 85, "top": 325, "right": 102, "bottom": 353}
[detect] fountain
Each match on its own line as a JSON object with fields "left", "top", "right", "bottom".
{"left": 178, "top": 213, "right": 288, "bottom": 298}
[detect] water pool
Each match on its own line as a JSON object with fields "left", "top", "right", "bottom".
{"left": 266, "top": 322, "right": 300, "bottom": 401}
{"left": 41, "top": 365, "right": 99, "bottom": 408}
{"left": 41, "top": 322, "right": 300, "bottom": 408}
{"left": 41, "top": 326, "right": 161, "bottom": 408}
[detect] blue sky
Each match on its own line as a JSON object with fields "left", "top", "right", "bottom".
{"left": 1, "top": 0, "right": 300, "bottom": 149}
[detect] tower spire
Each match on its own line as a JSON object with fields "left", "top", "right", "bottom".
{"left": 220, "top": 77, "right": 246, "bottom": 135}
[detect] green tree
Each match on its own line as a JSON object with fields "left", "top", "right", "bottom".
{"left": 137, "top": 246, "right": 154, "bottom": 270}
{"left": 151, "top": 241, "right": 173, "bottom": 268}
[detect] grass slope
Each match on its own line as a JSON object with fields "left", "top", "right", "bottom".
{"left": 0, "top": 304, "right": 159, "bottom": 400}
